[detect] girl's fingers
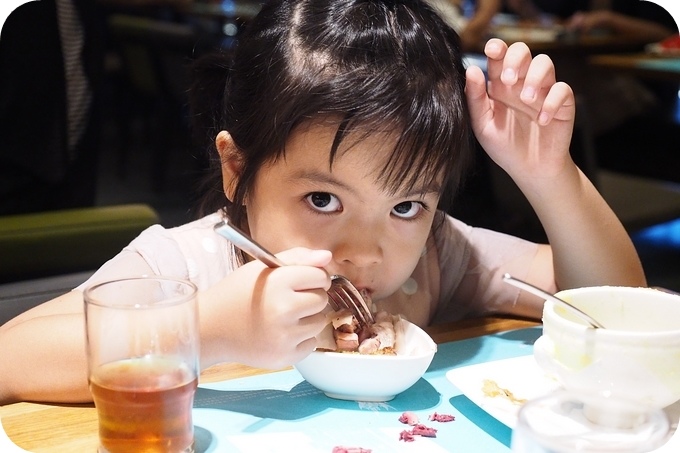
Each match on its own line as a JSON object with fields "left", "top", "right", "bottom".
{"left": 478, "top": 38, "right": 575, "bottom": 126}
{"left": 520, "top": 53, "right": 556, "bottom": 104}
{"left": 500, "top": 42, "right": 533, "bottom": 85}
{"left": 483, "top": 38, "right": 508, "bottom": 81}
{"left": 537, "top": 82, "right": 575, "bottom": 125}
{"left": 276, "top": 247, "right": 332, "bottom": 268}
{"left": 465, "top": 64, "right": 492, "bottom": 133}
{"left": 485, "top": 40, "right": 533, "bottom": 87}
{"left": 464, "top": 65, "right": 489, "bottom": 104}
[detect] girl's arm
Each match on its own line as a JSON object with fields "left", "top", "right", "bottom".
{"left": 0, "top": 248, "right": 332, "bottom": 404}
{"left": 464, "top": 38, "right": 646, "bottom": 311}
{"left": 0, "top": 292, "right": 92, "bottom": 404}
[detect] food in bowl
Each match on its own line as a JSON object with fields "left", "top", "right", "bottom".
{"left": 294, "top": 316, "right": 437, "bottom": 402}
{"left": 534, "top": 286, "right": 680, "bottom": 411}
{"left": 323, "top": 309, "right": 397, "bottom": 355}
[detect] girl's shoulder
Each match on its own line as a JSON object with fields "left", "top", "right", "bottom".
{"left": 124, "top": 212, "right": 237, "bottom": 289}
{"left": 431, "top": 212, "right": 539, "bottom": 321}
{"left": 432, "top": 212, "right": 538, "bottom": 263}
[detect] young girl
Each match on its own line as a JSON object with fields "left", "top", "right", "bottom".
{"left": 0, "top": 0, "right": 644, "bottom": 404}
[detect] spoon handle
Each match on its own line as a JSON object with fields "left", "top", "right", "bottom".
{"left": 214, "top": 219, "right": 286, "bottom": 268}
{"left": 502, "top": 273, "right": 605, "bottom": 329}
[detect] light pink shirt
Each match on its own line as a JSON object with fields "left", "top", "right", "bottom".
{"left": 79, "top": 211, "right": 538, "bottom": 325}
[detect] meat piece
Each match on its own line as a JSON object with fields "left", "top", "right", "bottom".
{"left": 358, "top": 312, "right": 396, "bottom": 354}
{"left": 398, "top": 422, "right": 438, "bottom": 441}
{"left": 411, "top": 424, "right": 437, "bottom": 438}
{"left": 330, "top": 309, "right": 358, "bottom": 331}
{"left": 330, "top": 309, "right": 361, "bottom": 351}
{"left": 399, "top": 430, "right": 415, "bottom": 442}
{"left": 329, "top": 307, "right": 398, "bottom": 355}
{"left": 357, "top": 336, "right": 381, "bottom": 354}
{"left": 429, "top": 412, "right": 455, "bottom": 422}
{"left": 334, "top": 331, "right": 359, "bottom": 351}
{"left": 398, "top": 411, "right": 420, "bottom": 426}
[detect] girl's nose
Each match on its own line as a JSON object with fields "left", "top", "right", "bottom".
{"left": 332, "top": 230, "right": 383, "bottom": 268}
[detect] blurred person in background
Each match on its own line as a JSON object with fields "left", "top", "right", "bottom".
{"left": 503, "top": 0, "right": 677, "bottom": 138}
{"left": 424, "top": 0, "right": 502, "bottom": 51}
{"left": 0, "top": 0, "right": 194, "bottom": 216}
{"left": 0, "top": 0, "right": 106, "bottom": 215}
{"left": 505, "top": 0, "right": 676, "bottom": 42}
{"left": 566, "top": 2, "right": 676, "bottom": 42}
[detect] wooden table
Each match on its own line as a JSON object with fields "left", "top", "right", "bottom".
{"left": 589, "top": 53, "right": 680, "bottom": 82}
{"left": 0, "top": 316, "right": 539, "bottom": 452}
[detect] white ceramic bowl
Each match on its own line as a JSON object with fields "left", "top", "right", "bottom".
{"left": 294, "top": 319, "right": 437, "bottom": 402}
{"left": 534, "top": 286, "right": 680, "bottom": 410}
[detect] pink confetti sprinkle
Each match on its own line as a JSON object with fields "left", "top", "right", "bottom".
{"left": 331, "top": 447, "right": 372, "bottom": 453}
{"left": 429, "top": 412, "right": 455, "bottom": 422}
{"left": 399, "top": 430, "right": 416, "bottom": 442}
{"left": 411, "top": 424, "right": 438, "bottom": 438}
{"left": 398, "top": 411, "right": 420, "bottom": 425}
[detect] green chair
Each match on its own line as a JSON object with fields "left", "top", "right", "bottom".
{"left": 0, "top": 204, "right": 159, "bottom": 283}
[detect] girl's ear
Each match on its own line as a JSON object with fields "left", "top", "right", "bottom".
{"left": 215, "top": 131, "right": 243, "bottom": 202}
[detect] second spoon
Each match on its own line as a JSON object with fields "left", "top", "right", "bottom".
{"left": 502, "top": 273, "right": 606, "bottom": 329}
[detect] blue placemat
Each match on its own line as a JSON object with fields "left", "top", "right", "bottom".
{"left": 192, "top": 327, "right": 542, "bottom": 452}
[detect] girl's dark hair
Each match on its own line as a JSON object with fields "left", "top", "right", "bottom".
{"left": 189, "top": 0, "right": 473, "bottom": 228}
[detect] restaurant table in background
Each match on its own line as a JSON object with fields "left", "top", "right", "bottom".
{"left": 489, "top": 25, "right": 653, "bottom": 55}
{"left": 589, "top": 52, "right": 680, "bottom": 82}
{"left": 471, "top": 10, "right": 656, "bottom": 56}
{"left": 186, "top": 0, "right": 262, "bottom": 21}
{"left": 0, "top": 316, "right": 540, "bottom": 452}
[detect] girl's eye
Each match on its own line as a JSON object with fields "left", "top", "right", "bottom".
{"left": 392, "top": 201, "right": 423, "bottom": 219}
{"left": 305, "top": 192, "right": 342, "bottom": 213}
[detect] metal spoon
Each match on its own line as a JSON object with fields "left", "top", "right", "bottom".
{"left": 502, "top": 273, "right": 606, "bottom": 329}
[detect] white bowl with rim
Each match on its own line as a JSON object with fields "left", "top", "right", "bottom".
{"left": 534, "top": 286, "right": 680, "bottom": 411}
{"left": 294, "top": 318, "right": 437, "bottom": 402}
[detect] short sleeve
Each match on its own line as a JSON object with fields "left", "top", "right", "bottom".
{"left": 433, "top": 215, "right": 539, "bottom": 323}
{"left": 77, "top": 212, "right": 236, "bottom": 291}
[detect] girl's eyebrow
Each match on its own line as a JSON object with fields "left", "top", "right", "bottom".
{"left": 289, "top": 170, "right": 356, "bottom": 193}
{"left": 402, "top": 180, "right": 442, "bottom": 197}
{"left": 289, "top": 169, "right": 442, "bottom": 197}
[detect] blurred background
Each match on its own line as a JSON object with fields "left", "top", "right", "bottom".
{"left": 1, "top": 0, "right": 679, "bottom": 290}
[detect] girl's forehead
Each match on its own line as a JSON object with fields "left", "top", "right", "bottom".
{"left": 273, "top": 121, "right": 444, "bottom": 195}
{"left": 289, "top": 120, "right": 396, "bottom": 155}
{"left": 283, "top": 120, "right": 399, "bottom": 169}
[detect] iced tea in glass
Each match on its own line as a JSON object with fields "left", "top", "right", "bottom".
{"left": 84, "top": 277, "right": 199, "bottom": 453}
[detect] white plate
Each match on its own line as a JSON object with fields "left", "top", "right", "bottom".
{"left": 446, "top": 355, "right": 680, "bottom": 452}
{"left": 446, "top": 355, "right": 559, "bottom": 428}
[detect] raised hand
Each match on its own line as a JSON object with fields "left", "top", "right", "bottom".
{"left": 465, "top": 38, "right": 576, "bottom": 184}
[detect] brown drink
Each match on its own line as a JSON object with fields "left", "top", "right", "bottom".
{"left": 90, "top": 356, "right": 197, "bottom": 453}
{"left": 85, "top": 277, "right": 199, "bottom": 453}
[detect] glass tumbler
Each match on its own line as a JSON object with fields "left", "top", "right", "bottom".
{"left": 84, "top": 276, "right": 199, "bottom": 453}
